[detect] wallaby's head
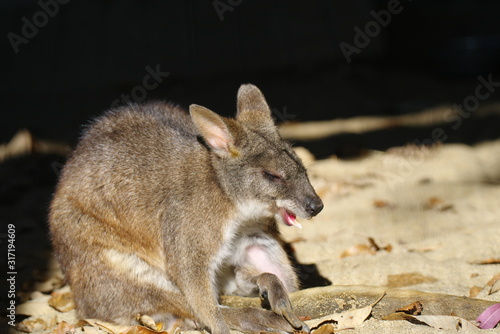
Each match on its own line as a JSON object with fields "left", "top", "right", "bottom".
{"left": 190, "top": 84, "right": 323, "bottom": 228}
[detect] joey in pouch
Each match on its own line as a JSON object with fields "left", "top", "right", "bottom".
{"left": 49, "top": 84, "right": 323, "bottom": 334}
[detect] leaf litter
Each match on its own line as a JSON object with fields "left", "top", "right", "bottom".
{"left": 422, "top": 196, "right": 455, "bottom": 212}
{"left": 340, "top": 237, "right": 392, "bottom": 258}
{"left": 48, "top": 286, "right": 76, "bottom": 312}
{"left": 382, "top": 313, "right": 479, "bottom": 331}
{"left": 470, "top": 258, "right": 500, "bottom": 265}
{"left": 306, "top": 292, "right": 386, "bottom": 331}
{"left": 15, "top": 283, "right": 500, "bottom": 334}
{"left": 468, "top": 272, "right": 500, "bottom": 298}
{"left": 476, "top": 303, "right": 500, "bottom": 329}
{"left": 394, "top": 301, "right": 423, "bottom": 315}
{"left": 71, "top": 319, "right": 169, "bottom": 334}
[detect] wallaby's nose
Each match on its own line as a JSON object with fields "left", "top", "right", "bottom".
{"left": 306, "top": 197, "right": 324, "bottom": 216}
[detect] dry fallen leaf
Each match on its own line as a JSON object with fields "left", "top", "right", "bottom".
{"left": 121, "top": 326, "right": 170, "bottom": 334}
{"left": 330, "top": 304, "right": 372, "bottom": 330}
{"left": 367, "top": 237, "right": 392, "bottom": 252}
{"left": 469, "top": 273, "right": 500, "bottom": 298}
{"left": 471, "top": 258, "right": 500, "bottom": 265}
{"left": 74, "top": 324, "right": 111, "bottom": 334}
{"left": 373, "top": 199, "right": 394, "bottom": 208}
{"left": 17, "top": 294, "right": 54, "bottom": 317}
{"left": 49, "top": 286, "right": 76, "bottom": 312}
{"left": 425, "top": 196, "right": 444, "bottom": 207}
{"left": 76, "top": 319, "right": 169, "bottom": 334}
{"left": 476, "top": 303, "right": 500, "bottom": 329}
{"left": 310, "top": 322, "right": 335, "bottom": 334}
{"left": 412, "top": 315, "right": 478, "bottom": 330}
{"left": 423, "top": 197, "right": 454, "bottom": 211}
{"left": 395, "top": 301, "right": 423, "bottom": 315}
{"left": 332, "top": 292, "right": 386, "bottom": 330}
{"left": 407, "top": 245, "right": 441, "bottom": 253}
{"left": 382, "top": 312, "right": 478, "bottom": 330}
{"left": 17, "top": 317, "right": 51, "bottom": 333}
{"left": 79, "top": 319, "right": 131, "bottom": 334}
{"left": 136, "top": 314, "right": 164, "bottom": 331}
{"left": 490, "top": 280, "right": 500, "bottom": 296}
{"left": 470, "top": 286, "right": 483, "bottom": 298}
{"left": 340, "top": 244, "right": 375, "bottom": 258}
{"left": 51, "top": 321, "right": 75, "bottom": 334}
{"left": 306, "top": 293, "right": 385, "bottom": 330}
{"left": 386, "top": 272, "right": 438, "bottom": 288}
{"left": 340, "top": 238, "right": 391, "bottom": 258}
{"left": 486, "top": 273, "right": 500, "bottom": 295}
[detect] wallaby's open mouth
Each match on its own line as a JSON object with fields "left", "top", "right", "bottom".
{"left": 279, "top": 208, "right": 302, "bottom": 229}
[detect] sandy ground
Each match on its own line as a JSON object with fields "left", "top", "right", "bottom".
{"left": 280, "top": 140, "right": 500, "bottom": 333}
{"left": 5, "top": 138, "right": 500, "bottom": 333}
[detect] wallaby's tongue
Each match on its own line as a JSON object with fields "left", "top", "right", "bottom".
{"left": 281, "top": 209, "right": 302, "bottom": 229}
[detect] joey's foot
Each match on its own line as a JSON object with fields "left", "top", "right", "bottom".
{"left": 221, "top": 307, "right": 306, "bottom": 333}
{"left": 256, "top": 273, "right": 308, "bottom": 331}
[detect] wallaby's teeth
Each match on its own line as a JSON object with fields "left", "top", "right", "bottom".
{"left": 289, "top": 218, "right": 302, "bottom": 229}
{"left": 281, "top": 208, "right": 302, "bottom": 229}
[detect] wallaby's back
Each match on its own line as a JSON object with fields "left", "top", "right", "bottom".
{"left": 51, "top": 101, "right": 229, "bottom": 273}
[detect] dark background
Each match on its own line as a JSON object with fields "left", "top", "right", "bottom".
{"left": 3, "top": 0, "right": 500, "bottom": 157}
{"left": 2, "top": 0, "right": 500, "bottom": 316}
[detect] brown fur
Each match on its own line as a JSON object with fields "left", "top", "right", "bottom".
{"left": 49, "top": 84, "right": 323, "bottom": 334}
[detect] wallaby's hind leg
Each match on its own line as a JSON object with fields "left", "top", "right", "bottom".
{"left": 221, "top": 307, "right": 298, "bottom": 333}
{"left": 255, "top": 273, "right": 308, "bottom": 331}
{"left": 51, "top": 211, "right": 194, "bottom": 326}
{"left": 64, "top": 252, "right": 193, "bottom": 326}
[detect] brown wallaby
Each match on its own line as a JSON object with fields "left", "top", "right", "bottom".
{"left": 49, "top": 84, "right": 323, "bottom": 334}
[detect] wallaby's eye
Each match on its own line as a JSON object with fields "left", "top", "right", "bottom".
{"left": 263, "top": 170, "right": 282, "bottom": 182}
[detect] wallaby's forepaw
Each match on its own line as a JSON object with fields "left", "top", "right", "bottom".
{"left": 221, "top": 307, "right": 306, "bottom": 333}
{"left": 256, "top": 273, "right": 308, "bottom": 331}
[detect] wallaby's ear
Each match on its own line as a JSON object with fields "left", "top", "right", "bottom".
{"left": 190, "top": 104, "right": 238, "bottom": 157}
{"left": 236, "top": 84, "right": 275, "bottom": 131}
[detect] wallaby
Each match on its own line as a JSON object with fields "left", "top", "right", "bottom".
{"left": 49, "top": 84, "right": 323, "bottom": 334}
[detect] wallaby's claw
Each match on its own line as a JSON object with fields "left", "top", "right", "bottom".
{"left": 283, "top": 308, "right": 307, "bottom": 330}
{"left": 272, "top": 300, "right": 307, "bottom": 331}
{"left": 256, "top": 273, "right": 307, "bottom": 331}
